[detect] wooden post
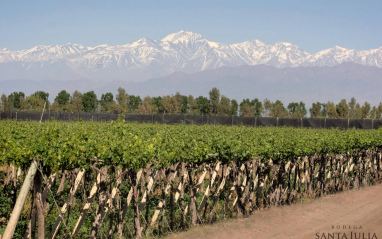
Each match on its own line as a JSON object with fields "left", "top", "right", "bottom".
{"left": 150, "top": 169, "right": 178, "bottom": 226}
{"left": 198, "top": 162, "right": 221, "bottom": 212}
{"left": 3, "top": 160, "right": 38, "bottom": 239}
{"left": 72, "top": 174, "right": 100, "bottom": 236}
{"left": 130, "top": 170, "right": 142, "bottom": 239}
{"left": 35, "top": 169, "right": 44, "bottom": 239}
{"left": 51, "top": 169, "right": 85, "bottom": 239}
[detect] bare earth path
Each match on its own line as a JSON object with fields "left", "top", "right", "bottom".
{"left": 166, "top": 183, "right": 382, "bottom": 239}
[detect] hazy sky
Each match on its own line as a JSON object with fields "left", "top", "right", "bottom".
{"left": 1, "top": 0, "right": 381, "bottom": 53}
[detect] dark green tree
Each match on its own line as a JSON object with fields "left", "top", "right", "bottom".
{"left": 181, "top": 95, "right": 188, "bottom": 114}
{"left": 230, "top": 99, "right": 238, "bottom": 116}
{"left": 336, "top": 99, "right": 349, "bottom": 118}
{"left": 218, "top": 95, "right": 231, "bottom": 116}
{"left": 55, "top": 90, "right": 70, "bottom": 106}
{"left": 361, "top": 101, "right": 371, "bottom": 119}
{"left": 82, "top": 91, "right": 98, "bottom": 113}
{"left": 288, "top": 101, "right": 307, "bottom": 118}
{"left": 251, "top": 98, "right": 263, "bottom": 117}
{"left": 8, "top": 91, "right": 25, "bottom": 109}
{"left": 196, "top": 96, "right": 210, "bottom": 115}
{"left": 128, "top": 95, "right": 142, "bottom": 112}
{"left": 209, "top": 87, "right": 220, "bottom": 115}
{"left": 152, "top": 96, "right": 164, "bottom": 114}
{"left": 100, "top": 92, "right": 114, "bottom": 112}
{"left": 309, "top": 102, "right": 322, "bottom": 118}
{"left": 32, "top": 91, "right": 50, "bottom": 106}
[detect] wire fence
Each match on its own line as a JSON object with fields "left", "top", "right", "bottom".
{"left": 1, "top": 110, "right": 381, "bottom": 129}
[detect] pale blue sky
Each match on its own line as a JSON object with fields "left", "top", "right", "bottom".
{"left": 1, "top": 0, "right": 381, "bottom": 53}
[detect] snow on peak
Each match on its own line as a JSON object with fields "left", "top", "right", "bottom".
{"left": 0, "top": 32, "right": 381, "bottom": 79}
{"left": 161, "top": 30, "right": 205, "bottom": 43}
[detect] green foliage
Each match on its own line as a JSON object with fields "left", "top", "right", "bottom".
{"left": 196, "top": 96, "right": 210, "bottom": 115}
{"left": 7, "top": 91, "right": 25, "bottom": 109}
{"left": 287, "top": 101, "right": 307, "bottom": 118}
{"left": 100, "top": 92, "right": 114, "bottom": 112}
{"left": 152, "top": 96, "right": 164, "bottom": 114}
{"left": 82, "top": 91, "right": 98, "bottom": 113}
{"left": 270, "top": 100, "right": 289, "bottom": 117}
{"left": 230, "top": 99, "right": 238, "bottom": 116}
{"left": 1, "top": 120, "right": 382, "bottom": 173}
{"left": 239, "top": 98, "right": 262, "bottom": 117}
{"left": 116, "top": 87, "right": 129, "bottom": 113}
{"left": 209, "top": 87, "right": 220, "bottom": 115}
{"left": 55, "top": 90, "right": 70, "bottom": 106}
{"left": 128, "top": 95, "right": 142, "bottom": 112}
{"left": 336, "top": 99, "right": 349, "bottom": 118}
{"left": 32, "top": 91, "right": 50, "bottom": 106}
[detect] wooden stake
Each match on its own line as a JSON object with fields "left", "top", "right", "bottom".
{"left": 3, "top": 160, "right": 38, "bottom": 239}
{"left": 72, "top": 174, "right": 100, "bottom": 236}
{"left": 51, "top": 169, "right": 85, "bottom": 239}
{"left": 198, "top": 162, "right": 221, "bottom": 212}
{"left": 35, "top": 169, "right": 44, "bottom": 239}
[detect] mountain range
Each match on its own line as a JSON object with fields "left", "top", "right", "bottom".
{"left": 1, "top": 63, "right": 381, "bottom": 108}
{"left": 1, "top": 31, "right": 382, "bottom": 82}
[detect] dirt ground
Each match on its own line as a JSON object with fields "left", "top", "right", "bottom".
{"left": 165, "top": 183, "right": 382, "bottom": 239}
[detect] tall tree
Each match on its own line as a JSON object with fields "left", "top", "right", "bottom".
{"left": 361, "top": 101, "right": 371, "bottom": 119}
{"left": 1, "top": 94, "right": 11, "bottom": 111}
{"left": 288, "top": 101, "right": 307, "bottom": 118}
{"left": 326, "top": 101, "right": 339, "bottom": 118}
{"left": 263, "top": 98, "right": 272, "bottom": 117}
{"left": 354, "top": 103, "right": 362, "bottom": 119}
{"left": 218, "top": 95, "right": 231, "bottom": 116}
{"left": 26, "top": 95, "right": 45, "bottom": 111}
{"left": 128, "top": 95, "right": 142, "bottom": 113}
{"left": 230, "top": 99, "right": 238, "bottom": 116}
{"left": 376, "top": 102, "right": 382, "bottom": 119}
{"left": 239, "top": 99, "right": 255, "bottom": 117}
{"left": 174, "top": 92, "right": 188, "bottom": 114}
{"left": 336, "top": 99, "right": 349, "bottom": 118}
{"left": 32, "top": 91, "right": 50, "bottom": 106}
{"left": 100, "top": 92, "right": 114, "bottom": 112}
{"left": 187, "top": 95, "right": 199, "bottom": 115}
{"left": 116, "top": 87, "right": 129, "bottom": 113}
{"left": 348, "top": 97, "right": 357, "bottom": 119}
{"left": 152, "top": 96, "right": 164, "bottom": 114}
{"left": 69, "top": 90, "right": 83, "bottom": 112}
{"left": 270, "top": 100, "right": 289, "bottom": 117}
{"left": 82, "top": 91, "right": 98, "bottom": 113}
{"left": 137, "top": 96, "right": 154, "bottom": 114}
{"left": 309, "top": 102, "right": 322, "bottom": 118}
{"left": 8, "top": 91, "right": 25, "bottom": 109}
{"left": 162, "top": 95, "right": 180, "bottom": 114}
{"left": 370, "top": 106, "right": 376, "bottom": 119}
{"left": 209, "top": 87, "right": 220, "bottom": 115}
{"left": 251, "top": 98, "right": 263, "bottom": 117}
{"left": 55, "top": 90, "right": 70, "bottom": 107}
{"left": 196, "top": 96, "right": 210, "bottom": 115}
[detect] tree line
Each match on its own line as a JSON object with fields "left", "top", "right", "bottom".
{"left": 1, "top": 87, "right": 382, "bottom": 119}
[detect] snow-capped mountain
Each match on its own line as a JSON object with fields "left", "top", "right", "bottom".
{"left": 0, "top": 30, "right": 381, "bottom": 82}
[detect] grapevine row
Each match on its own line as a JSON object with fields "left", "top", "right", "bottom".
{"left": 1, "top": 120, "right": 382, "bottom": 173}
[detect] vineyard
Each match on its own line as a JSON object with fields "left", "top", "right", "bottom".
{"left": 0, "top": 120, "right": 382, "bottom": 238}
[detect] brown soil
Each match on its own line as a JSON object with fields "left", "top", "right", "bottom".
{"left": 165, "top": 183, "right": 382, "bottom": 239}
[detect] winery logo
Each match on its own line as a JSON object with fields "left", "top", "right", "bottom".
{"left": 315, "top": 225, "right": 378, "bottom": 239}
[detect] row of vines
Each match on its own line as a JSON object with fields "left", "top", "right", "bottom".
{"left": 0, "top": 120, "right": 382, "bottom": 238}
